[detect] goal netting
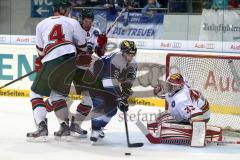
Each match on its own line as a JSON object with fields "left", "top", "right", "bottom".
{"left": 166, "top": 53, "right": 240, "bottom": 133}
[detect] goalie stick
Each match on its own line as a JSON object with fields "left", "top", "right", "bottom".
{"left": 135, "top": 120, "right": 162, "bottom": 144}
{"left": 0, "top": 71, "right": 35, "bottom": 90}
{"left": 123, "top": 111, "right": 144, "bottom": 148}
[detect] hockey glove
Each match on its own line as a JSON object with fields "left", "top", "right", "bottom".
{"left": 76, "top": 54, "right": 92, "bottom": 68}
{"left": 97, "top": 34, "right": 108, "bottom": 48}
{"left": 76, "top": 48, "right": 92, "bottom": 69}
{"left": 34, "top": 56, "right": 44, "bottom": 72}
{"left": 117, "top": 97, "right": 129, "bottom": 112}
{"left": 121, "top": 81, "right": 134, "bottom": 98}
{"left": 122, "top": 87, "right": 133, "bottom": 99}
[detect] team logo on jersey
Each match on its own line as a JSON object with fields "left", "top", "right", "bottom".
{"left": 93, "top": 30, "right": 99, "bottom": 37}
{"left": 87, "top": 32, "right": 90, "bottom": 37}
{"left": 171, "top": 101, "right": 175, "bottom": 108}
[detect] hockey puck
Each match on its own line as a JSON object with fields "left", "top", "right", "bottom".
{"left": 125, "top": 152, "right": 131, "bottom": 156}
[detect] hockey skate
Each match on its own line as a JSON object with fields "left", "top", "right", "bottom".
{"left": 69, "top": 116, "right": 88, "bottom": 138}
{"left": 90, "top": 128, "right": 105, "bottom": 144}
{"left": 54, "top": 121, "right": 71, "bottom": 141}
{"left": 26, "top": 120, "right": 48, "bottom": 142}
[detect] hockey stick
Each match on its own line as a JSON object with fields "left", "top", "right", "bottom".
{"left": 0, "top": 70, "right": 35, "bottom": 90}
{"left": 106, "top": 8, "right": 127, "bottom": 34}
{"left": 123, "top": 111, "right": 144, "bottom": 147}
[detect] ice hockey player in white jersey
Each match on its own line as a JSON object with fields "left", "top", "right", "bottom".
{"left": 136, "top": 73, "right": 222, "bottom": 147}
{"left": 82, "top": 40, "right": 137, "bottom": 143}
{"left": 69, "top": 9, "right": 108, "bottom": 137}
{"left": 26, "top": 0, "right": 84, "bottom": 141}
{"left": 154, "top": 73, "right": 210, "bottom": 123}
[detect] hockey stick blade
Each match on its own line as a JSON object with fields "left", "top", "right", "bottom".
{"left": 135, "top": 120, "right": 161, "bottom": 144}
{"left": 128, "top": 142, "right": 144, "bottom": 148}
{"left": 123, "top": 111, "right": 144, "bottom": 148}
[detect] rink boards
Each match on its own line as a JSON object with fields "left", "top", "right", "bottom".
{"left": 0, "top": 43, "right": 240, "bottom": 115}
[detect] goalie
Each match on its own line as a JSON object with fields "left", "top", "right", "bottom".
{"left": 136, "top": 73, "right": 222, "bottom": 147}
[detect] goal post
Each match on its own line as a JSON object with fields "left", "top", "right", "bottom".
{"left": 166, "top": 53, "right": 240, "bottom": 131}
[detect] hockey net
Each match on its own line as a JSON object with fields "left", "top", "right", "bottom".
{"left": 166, "top": 53, "right": 240, "bottom": 136}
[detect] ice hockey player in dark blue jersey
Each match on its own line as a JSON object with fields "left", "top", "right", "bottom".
{"left": 85, "top": 40, "right": 137, "bottom": 143}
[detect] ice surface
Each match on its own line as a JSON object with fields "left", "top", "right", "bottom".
{"left": 0, "top": 97, "right": 240, "bottom": 160}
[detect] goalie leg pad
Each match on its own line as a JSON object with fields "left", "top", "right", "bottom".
{"left": 147, "top": 113, "right": 176, "bottom": 136}
{"left": 147, "top": 122, "right": 192, "bottom": 145}
{"left": 160, "top": 122, "right": 192, "bottom": 139}
{"left": 206, "top": 125, "right": 222, "bottom": 142}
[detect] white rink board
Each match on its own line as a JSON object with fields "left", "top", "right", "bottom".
{"left": 0, "top": 43, "right": 239, "bottom": 91}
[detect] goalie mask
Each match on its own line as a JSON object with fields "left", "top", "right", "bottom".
{"left": 166, "top": 73, "right": 185, "bottom": 96}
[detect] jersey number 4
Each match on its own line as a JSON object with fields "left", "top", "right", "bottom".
{"left": 49, "top": 24, "right": 65, "bottom": 41}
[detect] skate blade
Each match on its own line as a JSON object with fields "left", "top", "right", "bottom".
{"left": 26, "top": 136, "right": 49, "bottom": 143}
{"left": 54, "top": 135, "right": 71, "bottom": 142}
{"left": 70, "top": 132, "right": 87, "bottom": 138}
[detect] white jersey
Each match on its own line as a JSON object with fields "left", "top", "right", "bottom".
{"left": 36, "top": 16, "right": 82, "bottom": 63}
{"left": 165, "top": 85, "right": 210, "bottom": 122}
{"left": 77, "top": 25, "right": 101, "bottom": 53}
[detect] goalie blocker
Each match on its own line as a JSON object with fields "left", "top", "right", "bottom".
{"left": 136, "top": 113, "right": 222, "bottom": 147}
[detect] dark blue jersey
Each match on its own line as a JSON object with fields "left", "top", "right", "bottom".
{"left": 93, "top": 52, "right": 137, "bottom": 99}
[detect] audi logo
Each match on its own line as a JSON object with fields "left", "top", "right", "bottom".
{"left": 206, "top": 43, "right": 214, "bottom": 49}
{"left": 136, "top": 41, "right": 145, "bottom": 47}
{"left": 172, "top": 42, "right": 181, "bottom": 48}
